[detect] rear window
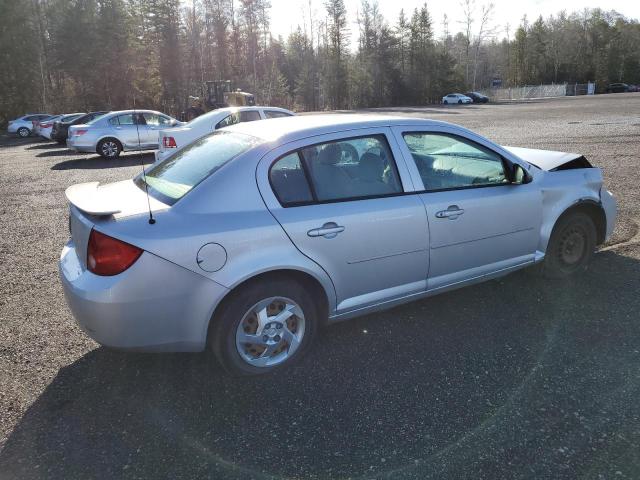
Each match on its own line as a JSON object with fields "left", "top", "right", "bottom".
{"left": 61, "top": 114, "right": 83, "bottom": 122}
{"left": 135, "top": 131, "right": 261, "bottom": 204}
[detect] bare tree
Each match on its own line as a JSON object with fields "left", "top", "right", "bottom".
{"left": 472, "top": 2, "right": 495, "bottom": 89}
{"left": 459, "top": 0, "right": 474, "bottom": 86}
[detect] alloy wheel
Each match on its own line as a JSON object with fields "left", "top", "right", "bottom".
{"left": 101, "top": 140, "right": 119, "bottom": 158}
{"left": 235, "top": 296, "right": 305, "bottom": 368}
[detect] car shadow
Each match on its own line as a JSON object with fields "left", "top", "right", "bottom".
{"left": 51, "top": 153, "right": 155, "bottom": 170}
{"left": 25, "top": 142, "right": 62, "bottom": 150}
{"left": 1, "top": 251, "right": 640, "bottom": 479}
{"left": 36, "top": 149, "right": 77, "bottom": 157}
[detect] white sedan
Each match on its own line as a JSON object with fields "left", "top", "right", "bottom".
{"left": 156, "top": 106, "right": 294, "bottom": 161}
{"left": 39, "top": 113, "right": 84, "bottom": 140}
{"left": 442, "top": 93, "right": 473, "bottom": 105}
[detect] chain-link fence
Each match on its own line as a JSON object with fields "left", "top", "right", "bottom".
{"left": 481, "top": 82, "right": 596, "bottom": 101}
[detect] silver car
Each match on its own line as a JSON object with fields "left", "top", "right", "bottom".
{"left": 7, "top": 113, "right": 51, "bottom": 137}
{"left": 67, "top": 109, "right": 181, "bottom": 158}
{"left": 59, "top": 115, "right": 616, "bottom": 375}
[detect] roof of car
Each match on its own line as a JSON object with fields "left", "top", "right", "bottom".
{"left": 104, "top": 109, "right": 168, "bottom": 117}
{"left": 209, "top": 105, "right": 292, "bottom": 113}
{"left": 225, "top": 113, "right": 455, "bottom": 143}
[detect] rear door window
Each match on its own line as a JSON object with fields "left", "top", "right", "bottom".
{"left": 270, "top": 134, "right": 403, "bottom": 205}
{"left": 239, "top": 111, "right": 261, "bottom": 122}
{"left": 110, "top": 114, "right": 135, "bottom": 126}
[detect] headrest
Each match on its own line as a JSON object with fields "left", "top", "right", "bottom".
{"left": 359, "top": 152, "right": 385, "bottom": 181}
{"left": 318, "top": 143, "right": 343, "bottom": 165}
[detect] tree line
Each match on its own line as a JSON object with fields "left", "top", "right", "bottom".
{"left": 1, "top": 0, "right": 640, "bottom": 126}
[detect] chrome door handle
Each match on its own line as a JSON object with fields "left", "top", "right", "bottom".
{"left": 435, "top": 206, "right": 465, "bottom": 219}
{"left": 307, "top": 222, "right": 345, "bottom": 238}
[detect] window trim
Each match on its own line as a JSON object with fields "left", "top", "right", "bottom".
{"left": 401, "top": 131, "right": 514, "bottom": 193}
{"left": 268, "top": 133, "right": 406, "bottom": 208}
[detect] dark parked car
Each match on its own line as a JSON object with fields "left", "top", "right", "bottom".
{"left": 605, "top": 83, "right": 631, "bottom": 93}
{"left": 465, "top": 91, "right": 489, "bottom": 103}
{"left": 52, "top": 111, "right": 109, "bottom": 144}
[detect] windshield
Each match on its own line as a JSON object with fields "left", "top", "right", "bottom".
{"left": 61, "top": 114, "right": 83, "bottom": 122}
{"left": 135, "top": 131, "right": 260, "bottom": 204}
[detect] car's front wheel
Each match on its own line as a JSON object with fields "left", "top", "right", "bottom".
{"left": 97, "top": 138, "right": 122, "bottom": 158}
{"left": 17, "top": 127, "right": 30, "bottom": 138}
{"left": 458, "top": 99, "right": 463, "bottom": 104}
{"left": 209, "top": 278, "right": 318, "bottom": 375}
{"left": 541, "top": 212, "right": 597, "bottom": 278}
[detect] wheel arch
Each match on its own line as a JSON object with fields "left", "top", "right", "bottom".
{"left": 543, "top": 199, "right": 606, "bottom": 252}
{"left": 205, "top": 268, "right": 332, "bottom": 347}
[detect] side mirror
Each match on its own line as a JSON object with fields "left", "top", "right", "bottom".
{"left": 509, "top": 162, "right": 532, "bottom": 184}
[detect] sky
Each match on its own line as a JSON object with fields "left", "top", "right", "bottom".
{"left": 269, "top": 0, "right": 640, "bottom": 42}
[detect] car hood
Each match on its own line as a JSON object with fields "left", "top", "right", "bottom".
{"left": 503, "top": 146, "right": 585, "bottom": 171}
{"left": 65, "top": 180, "right": 169, "bottom": 218}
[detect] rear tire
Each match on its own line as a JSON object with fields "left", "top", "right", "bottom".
{"left": 540, "top": 212, "right": 597, "bottom": 279}
{"left": 97, "top": 138, "right": 122, "bottom": 158}
{"left": 209, "top": 277, "right": 319, "bottom": 376}
{"left": 17, "top": 127, "right": 30, "bottom": 138}
{"left": 458, "top": 99, "right": 463, "bottom": 104}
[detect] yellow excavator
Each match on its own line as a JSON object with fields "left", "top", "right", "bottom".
{"left": 184, "top": 81, "right": 255, "bottom": 121}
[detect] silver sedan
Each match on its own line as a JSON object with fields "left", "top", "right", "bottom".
{"left": 67, "top": 109, "right": 181, "bottom": 158}
{"left": 59, "top": 115, "right": 616, "bottom": 375}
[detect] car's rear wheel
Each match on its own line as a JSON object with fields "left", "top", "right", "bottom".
{"left": 458, "top": 99, "right": 463, "bottom": 104}
{"left": 17, "top": 127, "right": 30, "bottom": 138}
{"left": 540, "top": 212, "right": 597, "bottom": 278}
{"left": 209, "top": 278, "right": 318, "bottom": 376}
{"left": 97, "top": 138, "right": 122, "bottom": 158}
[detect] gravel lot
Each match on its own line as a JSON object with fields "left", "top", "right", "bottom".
{"left": 1, "top": 94, "right": 639, "bottom": 479}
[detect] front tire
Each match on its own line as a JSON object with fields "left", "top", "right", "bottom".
{"left": 97, "top": 138, "right": 122, "bottom": 158}
{"left": 540, "top": 212, "right": 597, "bottom": 279}
{"left": 458, "top": 99, "right": 463, "bottom": 104}
{"left": 209, "top": 278, "right": 318, "bottom": 376}
{"left": 17, "top": 127, "right": 30, "bottom": 138}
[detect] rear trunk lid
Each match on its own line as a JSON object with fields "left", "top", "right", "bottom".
{"left": 157, "top": 126, "right": 195, "bottom": 156}
{"left": 66, "top": 180, "right": 170, "bottom": 268}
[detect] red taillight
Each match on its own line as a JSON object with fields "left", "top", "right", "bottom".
{"left": 73, "top": 129, "right": 88, "bottom": 136}
{"left": 41, "top": 122, "right": 52, "bottom": 128}
{"left": 163, "top": 136, "right": 177, "bottom": 148}
{"left": 87, "top": 229, "right": 143, "bottom": 276}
